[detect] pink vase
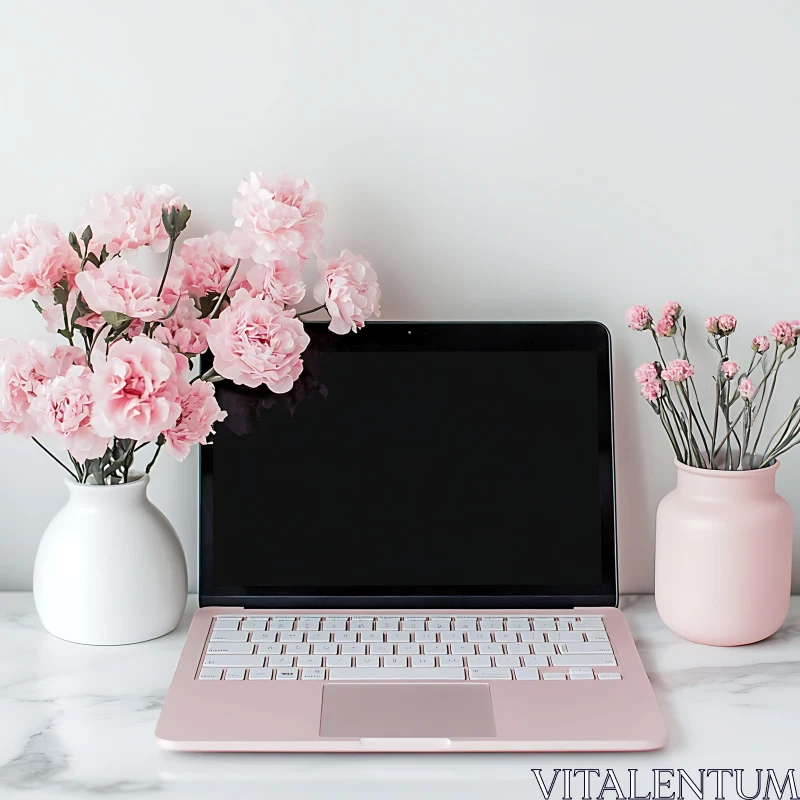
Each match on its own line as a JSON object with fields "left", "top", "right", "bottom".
{"left": 655, "top": 459, "right": 792, "bottom": 646}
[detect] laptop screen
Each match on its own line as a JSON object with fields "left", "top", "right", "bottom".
{"left": 201, "top": 322, "right": 615, "bottom": 605}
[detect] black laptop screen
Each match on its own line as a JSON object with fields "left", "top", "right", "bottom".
{"left": 202, "top": 323, "right": 615, "bottom": 603}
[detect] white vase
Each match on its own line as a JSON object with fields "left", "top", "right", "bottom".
{"left": 33, "top": 472, "right": 187, "bottom": 645}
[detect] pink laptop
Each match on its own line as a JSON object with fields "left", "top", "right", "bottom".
{"left": 157, "top": 322, "right": 667, "bottom": 752}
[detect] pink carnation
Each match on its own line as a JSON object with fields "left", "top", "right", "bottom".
{"left": 90, "top": 338, "right": 187, "bottom": 442}
{"left": 30, "top": 365, "right": 109, "bottom": 460}
{"left": 163, "top": 380, "right": 227, "bottom": 461}
{"left": 75, "top": 185, "right": 181, "bottom": 255}
{"left": 155, "top": 298, "right": 211, "bottom": 355}
{"left": 313, "top": 250, "right": 381, "bottom": 335}
{"left": 0, "top": 216, "right": 80, "bottom": 300}
{"left": 625, "top": 305, "right": 651, "bottom": 331}
{"left": 241, "top": 259, "right": 306, "bottom": 307}
{"left": 207, "top": 288, "right": 310, "bottom": 392}
{"left": 752, "top": 335, "right": 770, "bottom": 353}
{"left": 705, "top": 316, "right": 719, "bottom": 335}
{"left": 662, "top": 300, "right": 682, "bottom": 318}
{"left": 739, "top": 377, "right": 755, "bottom": 401}
{"left": 722, "top": 361, "right": 739, "bottom": 379}
{"left": 74, "top": 259, "right": 165, "bottom": 322}
{"left": 661, "top": 359, "right": 695, "bottom": 383}
{"left": 0, "top": 340, "right": 58, "bottom": 435}
{"left": 770, "top": 321, "right": 796, "bottom": 347}
{"left": 635, "top": 362, "right": 659, "bottom": 384}
{"left": 172, "top": 232, "right": 239, "bottom": 298}
{"left": 717, "top": 314, "right": 737, "bottom": 335}
{"left": 639, "top": 380, "right": 662, "bottom": 401}
{"left": 226, "top": 173, "right": 326, "bottom": 265}
{"left": 655, "top": 314, "right": 677, "bottom": 338}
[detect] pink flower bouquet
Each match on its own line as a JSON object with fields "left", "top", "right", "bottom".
{"left": 0, "top": 173, "right": 380, "bottom": 484}
{"left": 626, "top": 302, "right": 800, "bottom": 470}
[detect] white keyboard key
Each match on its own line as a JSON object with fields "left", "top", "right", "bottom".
{"left": 573, "top": 621, "right": 606, "bottom": 631}
{"left": 522, "top": 655, "right": 550, "bottom": 667}
{"left": 556, "top": 622, "right": 570, "bottom": 631}
{"left": 467, "top": 655, "right": 492, "bottom": 668}
{"left": 250, "top": 632, "right": 278, "bottom": 643}
{"left": 284, "top": 643, "right": 311, "bottom": 655}
{"left": 329, "top": 668, "right": 465, "bottom": 681}
{"left": 384, "top": 656, "right": 407, "bottom": 668}
{"left": 198, "top": 668, "right": 223, "bottom": 680}
{"left": 550, "top": 655, "right": 617, "bottom": 668}
{"left": 466, "top": 631, "right": 492, "bottom": 642}
{"left": 597, "top": 672, "right": 622, "bottom": 680}
{"left": 569, "top": 667, "right": 594, "bottom": 676}
{"left": 586, "top": 632, "right": 610, "bottom": 642}
{"left": 506, "top": 619, "right": 531, "bottom": 630}
{"left": 469, "top": 667, "right": 511, "bottom": 680}
{"left": 547, "top": 632, "right": 584, "bottom": 642}
{"left": 533, "top": 621, "right": 557, "bottom": 631}
{"left": 440, "top": 631, "right": 464, "bottom": 643}
{"left": 323, "top": 620, "right": 347, "bottom": 631}
{"left": 307, "top": 631, "right": 331, "bottom": 642}
{"left": 397, "top": 643, "right": 420, "bottom": 655}
{"left": 532, "top": 643, "right": 556, "bottom": 655}
{"left": 301, "top": 668, "right": 326, "bottom": 681}
{"left": 270, "top": 619, "right": 295, "bottom": 630}
{"left": 297, "top": 656, "right": 322, "bottom": 668}
{"left": 206, "top": 644, "right": 255, "bottom": 654}
{"left": 478, "top": 618, "right": 503, "bottom": 630}
{"left": 427, "top": 620, "right": 450, "bottom": 631}
{"left": 325, "top": 656, "right": 352, "bottom": 667}
{"left": 356, "top": 656, "right": 380, "bottom": 667}
{"left": 216, "top": 615, "right": 244, "bottom": 620}
{"left": 423, "top": 644, "right": 448, "bottom": 655}
{"left": 360, "top": 631, "right": 384, "bottom": 642}
{"left": 440, "top": 656, "right": 463, "bottom": 668}
{"left": 248, "top": 668, "right": 273, "bottom": 680}
{"left": 341, "top": 643, "right": 367, "bottom": 655}
{"left": 203, "top": 656, "right": 265, "bottom": 668}
{"left": 514, "top": 668, "right": 540, "bottom": 680}
{"left": 334, "top": 631, "right": 357, "bottom": 642}
{"left": 402, "top": 620, "right": 426, "bottom": 630}
{"left": 519, "top": 631, "right": 546, "bottom": 643}
{"left": 477, "top": 643, "right": 504, "bottom": 655}
{"left": 256, "top": 643, "right": 283, "bottom": 655}
{"left": 278, "top": 631, "right": 304, "bottom": 642}
{"left": 298, "top": 617, "right": 320, "bottom": 628}
{"left": 267, "top": 656, "right": 294, "bottom": 668}
{"left": 313, "top": 644, "right": 338, "bottom": 655}
{"left": 369, "top": 643, "right": 393, "bottom": 655}
{"left": 533, "top": 615, "right": 555, "bottom": 620}
{"left": 224, "top": 668, "right": 245, "bottom": 680}
{"left": 454, "top": 619, "right": 477, "bottom": 630}
{"left": 411, "top": 655, "right": 436, "bottom": 667}
{"left": 386, "top": 631, "right": 411, "bottom": 643}
{"left": 505, "top": 643, "right": 531, "bottom": 655}
{"left": 210, "top": 631, "right": 249, "bottom": 642}
{"left": 275, "top": 668, "right": 298, "bottom": 680}
{"left": 241, "top": 619, "right": 267, "bottom": 631}
{"left": 494, "top": 632, "right": 518, "bottom": 643}
{"left": 351, "top": 619, "right": 373, "bottom": 630}
{"left": 413, "top": 632, "right": 437, "bottom": 643}
{"left": 558, "top": 616, "right": 577, "bottom": 623}
{"left": 494, "top": 655, "right": 521, "bottom": 668}
{"left": 543, "top": 672, "right": 567, "bottom": 680}
{"left": 213, "top": 619, "right": 240, "bottom": 630}
{"left": 450, "top": 643, "right": 475, "bottom": 655}
{"left": 376, "top": 618, "right": 400, "bottom": 630}
{"left": 558, "top": 643, "right": 613, "bottom": 654}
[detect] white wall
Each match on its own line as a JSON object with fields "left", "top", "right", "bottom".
{"left": 1, "top": 1, "right": 799, "bottom": 592}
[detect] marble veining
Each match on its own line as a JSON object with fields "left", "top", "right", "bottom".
{"left": 0, "top": 593, "right": 797, "bottom": 799}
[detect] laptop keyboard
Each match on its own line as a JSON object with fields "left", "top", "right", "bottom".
{"left": 197, "top": 614, "right": 621, "bottom": 682}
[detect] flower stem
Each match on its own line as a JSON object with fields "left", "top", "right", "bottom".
{"left": 145, "top": 443, "right": 163, "bottom": 474}
{"left": 156, "top": 236, "right": 178, "bottom": 299}
{"left": 296, "top": 304, "right": 327, "bottom": 317}
{"left": 207, "top": 260, "right": 241, "bottom": 320}
{"left": 31, "top": 437, "right": 78, "bottom": 479}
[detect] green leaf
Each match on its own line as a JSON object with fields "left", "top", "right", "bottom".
{"left": 102, "top": 310, "right": 132, "bottom": 329}
{"left": 85, "top": 252, "right": 100, "bottom": 268}
{"left": 53, "top": 278, "right": 70, "bottom": 307}
{"left": 197, "top": 292, "right": 220, "bottom": 318}
{"left": 161, "top": 208, "right": 173, "bottom": 237}
{"left": 32, "top": 300, "right": 43, "bottom": 314}
{"left": 99, "top": 245, "right": 109, "bottom": 264}
{"left": 68, "top": 231, "right": 82, "bottom": 257}
{"left": 81, "top": 225, "right": 93, "bottom": 246}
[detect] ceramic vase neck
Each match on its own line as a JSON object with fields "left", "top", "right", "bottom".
{"left": 65, "top": 473, "right": 150, "bottom": 509}
{"left": 674, "top": 460, "right": 778, "bottom": 498}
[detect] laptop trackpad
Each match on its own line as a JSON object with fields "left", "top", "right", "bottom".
{"left": 319, "top": 684, "right": 496, "bottom": 738}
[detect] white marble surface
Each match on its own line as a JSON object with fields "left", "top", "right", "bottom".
{"left": 0, "top": 594, "right": 798, "bottom": 799}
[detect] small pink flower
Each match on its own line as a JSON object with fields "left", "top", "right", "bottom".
{"left": 225, "top": 173, "right": 326, "bottom": 265}
{"left": 163, "top": 380, "right": 227, "bottom": 461}
{"left": 655, "top": 314, "right": 677, "bottom": 338}
{"left": 662, "top": 300, "right": 682, "bottom": 318}
{"left": 75, "top": 259, "right": 165, "bottom": 322}
{"left": 30, "top": 365, "right": 109, "bottom": 460}
{"left": 722, "top": 361, "right": 739, "bottom": 379}
{"left": 155, "top": 298, "right": 211, "bottom": 355}
{"left": 625, "top": 305, "right": 651, "bottom": 331}
{"left": 635, "top": 362, "right": 659, "bottom": 384}
{"left": 639, "top": 380, "right": 662, "bottom": 401}
{"left": 172, "top": 232, "right": 239, "bottom": 298}
{"left": 241, "top": 259, "right": 306, "bottom": 307}
{"left": 717, "top": 314, "right": 737, "bottom": 335}
{"left": 752, "top": 335, "right": 770, "bottom": 353}
{"left": 739, "top": 377, "right": 755, "bottom": 401}
{"left": 53, "top": 345, "right": 87, "bottom": 374}
{"left": 661, "top": 359, "right": 695, "bottom": 383}
{"left": 313, "top": 250, "right": 381, "bottom": 335}
{"left": 0, "top": 340, "right": 58, "bottom": 435}
{"left": 75, "top": 185, "right": 181, "bottom": 255}
{"left": 0, "top": 216, "right": 80, "bottom": 300}
{"left": 705, "top": 316, "right": 720, "bottom": 335}
{"left": 207, "top": 288, "right": 310, "bottom": 392}
{"left": 770, "top": 320, "right": 796, "bottom": 347}
{"left": 90, "top": 338, "right": 187, "bottom": 442}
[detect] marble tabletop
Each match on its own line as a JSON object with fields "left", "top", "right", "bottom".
{"left": 1, "top": 593, "right": 798, "bottom": 799}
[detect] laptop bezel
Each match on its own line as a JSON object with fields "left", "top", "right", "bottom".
{"left": 199, "top": 321, "right": 618, "bottom": 609}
